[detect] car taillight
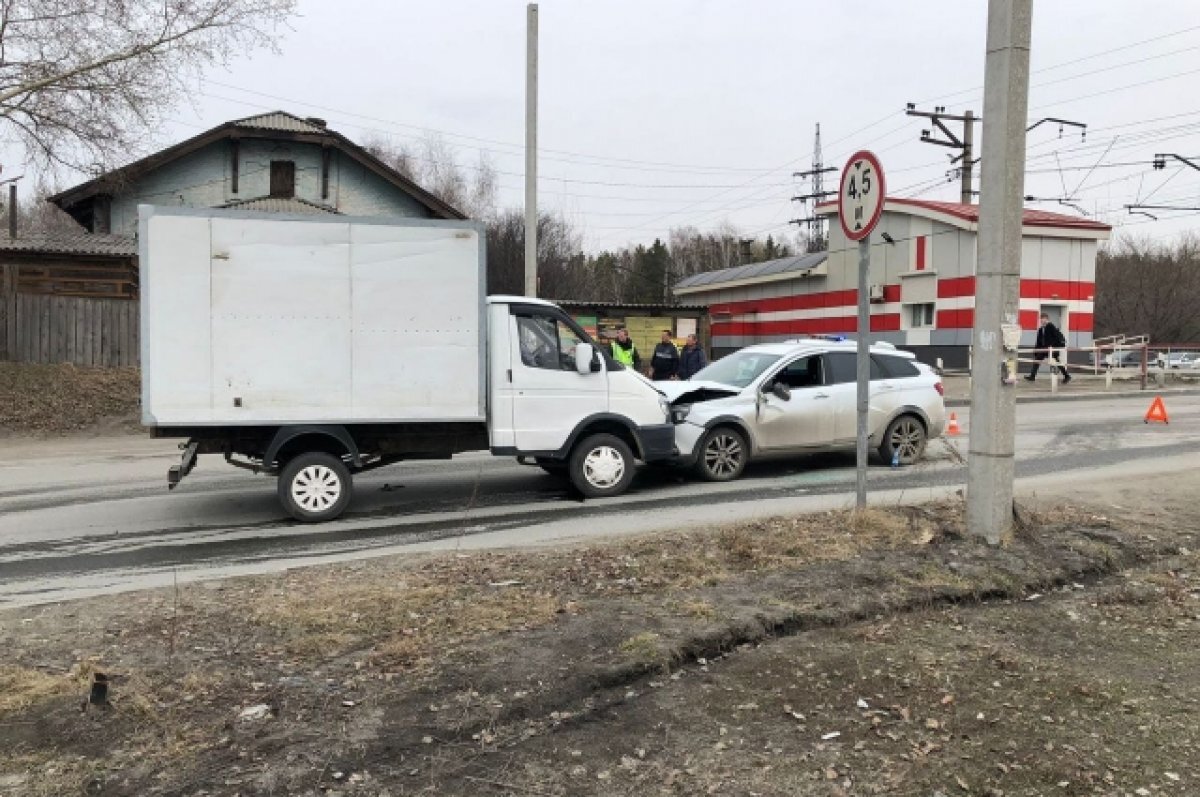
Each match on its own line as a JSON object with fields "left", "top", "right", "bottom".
{"left": 934, "top": 382, "right": 944, "bottom": 396}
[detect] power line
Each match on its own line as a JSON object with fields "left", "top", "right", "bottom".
{"left": 913, "top": 23, "right": 1200, "bottom": 106}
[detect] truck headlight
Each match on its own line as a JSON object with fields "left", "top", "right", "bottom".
{"left": 671, "top": 404, "right": 690, "bottom": 424}
{"left": 658, "top": 396, "right": 671, "bottom": 421}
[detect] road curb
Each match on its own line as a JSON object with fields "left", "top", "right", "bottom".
{"left": 944, "top": 386, "right": 1200, "bottom": 408}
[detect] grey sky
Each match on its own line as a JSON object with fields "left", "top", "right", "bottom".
{"left": 25, "top": 1, "right": 1200, "bottom": 250}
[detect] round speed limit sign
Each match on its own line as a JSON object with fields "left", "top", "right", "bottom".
{"left": 838, "top": 150, "right": 886, "bottom": 241}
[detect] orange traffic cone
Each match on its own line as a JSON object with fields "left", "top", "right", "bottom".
{"left": 1145, "top": 396, "right": 1169, "bottom": 425}
{"left": 947, "top": 412, "right": 961, "bottom": 436}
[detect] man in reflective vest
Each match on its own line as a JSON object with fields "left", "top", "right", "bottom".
{"left": 610, "top": 328, "right": 642, "bottom": 372}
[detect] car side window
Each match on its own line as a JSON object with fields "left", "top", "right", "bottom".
{"left": 826, "top": 351, "right": 884, "bottom": 384}
{"left": 517, "top": 314, "right": 588, "bottom": 372}
{"left": 774, "top": 355, "right": 824, "bottom": 388}
{"left": 877, "top": 354, "right": 920, "bottom": 378}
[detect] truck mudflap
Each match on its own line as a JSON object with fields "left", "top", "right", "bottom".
{"left": 637, "top": 423, "right": 677, "bottom": 462}
{"left": 168, "top": 440, "right": 199, "bottom": 490}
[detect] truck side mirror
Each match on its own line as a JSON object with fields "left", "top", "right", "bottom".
{"left": 575, "top": 342, "right": 595, "bottom": 375}
{"left": 770, "top": 382, "right": 792, "bottom": 401}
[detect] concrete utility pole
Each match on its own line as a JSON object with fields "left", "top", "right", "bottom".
{"left": 524, "top": 3, "right": 539, "bottom": 298}
{"left": 905, "top": 105, "right": 979, "bottom": 203}
{"left": 967, "top": 0, "right": 1033, "bottom": 543}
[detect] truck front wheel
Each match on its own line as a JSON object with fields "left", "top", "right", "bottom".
{"left": 278, "top": 452, "right": 353, "bottom": 522}
{"left": 568, "top": 433, "right": 635, "bottom": 498}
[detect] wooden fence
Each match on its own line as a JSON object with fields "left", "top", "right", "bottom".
{"left": 1, "top": 292, "right": 140, "bottom": 367}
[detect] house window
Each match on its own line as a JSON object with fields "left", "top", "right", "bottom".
{"left": 906, "top": 303, "right": 935, "bottom": 329}
{"left": 270, "top": 161, "right": 296, "bottom": 198}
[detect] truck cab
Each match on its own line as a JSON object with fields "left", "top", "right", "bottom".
{"left": 486, "top": 296, "right": 675, "bottom": 497}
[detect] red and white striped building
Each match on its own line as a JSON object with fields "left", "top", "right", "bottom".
{"left": 673, "top": 198, "right": 1111, "bottom": 366}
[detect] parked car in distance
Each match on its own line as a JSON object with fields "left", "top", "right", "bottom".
{"left": 659, "top": 341, "right": 946, "bottom": 482}
{"left": 1157, "top": 351, "right": 1198, "bottom": 369}
{"left": 1095, "top": 349, "right": 1147, "bottom": 370}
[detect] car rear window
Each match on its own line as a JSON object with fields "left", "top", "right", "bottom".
{"left": 877, "top": 354, "right": 921, "bottom": 378}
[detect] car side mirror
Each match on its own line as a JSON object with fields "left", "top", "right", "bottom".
{"left": 574, "top": 342, "right": 595, "bottom": 375}
{"left": 770, "top": 382, "right": 792, "bottom": 401}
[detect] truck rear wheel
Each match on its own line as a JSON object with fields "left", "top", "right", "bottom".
{"left": 568, "top": 433, "right": 635, "bottom": 498}
{"left": 278, "top": 452, "right": 353, "bottom": 522}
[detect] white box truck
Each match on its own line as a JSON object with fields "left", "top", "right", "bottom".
{"left": 140, "top": 206, "right": 675, "bottom": 521}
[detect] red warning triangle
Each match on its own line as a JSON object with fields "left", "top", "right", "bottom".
{"left": 1144, "top": 396, "right": 1169, "bottom": 425}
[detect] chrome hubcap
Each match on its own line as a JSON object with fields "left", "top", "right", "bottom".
{"left": 291, "top": 465, "right": 342, "bottom": 512}
{"left": 583, "top": 446, "right": 625, "bottom": 488}
{"left": 704, "top": 434, "right": 743, "bottom": 477}
{"left": 890, "top": 421, "right": 924, "bottom": 463}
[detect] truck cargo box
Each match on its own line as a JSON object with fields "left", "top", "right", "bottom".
{"left": 139, "top": 206, "right": 486, "bottom": 427}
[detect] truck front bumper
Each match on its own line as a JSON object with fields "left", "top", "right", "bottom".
{"left": 637, "top": 423, "right": 678, "bottom": 462}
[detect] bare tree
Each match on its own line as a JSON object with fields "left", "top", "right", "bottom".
{"left": 1095, "top": 234, "right": 1200, "bottom": 344}
{"left": 10, "top": 180, "right": 78, "bottom": 234}
{"left": 0, "top": 0, "right": 296, "bottom": 173}
{"left": 363, "top": 133, "right": 498, "bottom": 219}
{"left": 486, "top": 208, "right": 586, "bottom": 297}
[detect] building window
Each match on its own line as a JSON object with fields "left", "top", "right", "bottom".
{"left": 270, "top": 161, "right": 296, "bottom": 198}
{"left": 906, "top": 303, "right": 935, "bottom": 329}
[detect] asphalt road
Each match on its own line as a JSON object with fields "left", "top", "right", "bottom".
{"left": 1, "top": 394, "right": 1197, "bottom": 607}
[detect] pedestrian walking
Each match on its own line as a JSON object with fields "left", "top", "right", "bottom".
{"left": 650, "top": 330, "right": 680, "bottom": 381}
{"left": 1026, "top": 312, "right": 1071, "bottom": 382}
{"left": 677, "top": 333, "right": 708, "bottom": 380}
{"left": 610, "top": 328, "right": 642, "bottom": 372}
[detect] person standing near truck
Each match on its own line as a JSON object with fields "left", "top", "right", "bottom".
{"left": 650, "top": 329, "right": 681, "bottom": 381}
{"left": 611, "top": 328, "right": 641, "bottom": 372}
{"left": 677, "top": 333, "right": 707, "bottom": 380}
{"left": 1026, "top": 312, "right": 1071, "bottom": 383}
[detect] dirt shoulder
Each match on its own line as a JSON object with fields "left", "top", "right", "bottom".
{"left": 2, "top": 484, "right": 1198, "bottom": 796}
{"left": 0, "top": 362, "right": 140, "bottom": 436}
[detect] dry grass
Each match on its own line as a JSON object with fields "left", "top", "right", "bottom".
{"left": 249, "top": 578, "right": 561, "bottom": 669}
{"left": 217, "top": 505, "right": 953, "bottom": 677}
{"left": 0, "top": 667, "right": 77, "bottom": 714}
{"left": 206, "top": 506, "right": 955, "bottom": 674}
{"left": 619, "top": 632, "right": 665, "bottom": 668}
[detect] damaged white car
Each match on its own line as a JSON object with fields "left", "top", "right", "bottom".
{"left": 658, "top": 340, "right": 946, "bottom": 481}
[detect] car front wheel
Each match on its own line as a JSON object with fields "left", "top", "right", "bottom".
{"left": 694, "top": 426, "right": 748, "bottom": 482}
{"left": 879, "top": 415, "right": 927, "bottom": 465}
{"left": 569, "top": 434, "right": 636, "bottom": 497}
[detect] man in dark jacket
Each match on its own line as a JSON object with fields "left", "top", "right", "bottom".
{"left": 1026, "top": 312, "right": 1071, "bottom": 382}
{"left": 677, "top": 333, "right": 708, "bottom": 380}
{"left": 650, "top": 329, "right": 680, "bottom": 381}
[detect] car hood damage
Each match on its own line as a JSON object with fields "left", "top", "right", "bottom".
{"left": 656, "top": 380, "right": 741, "bottom": 406}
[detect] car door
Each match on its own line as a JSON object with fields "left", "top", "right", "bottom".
{"left": 754, "top": 353, "right": 835, "bottom": 450}
{"left": 510, "top": 309, "right": 608, "bottom": 453}
{"left": 825, "top": 351, "right": 894, "bottom": 443}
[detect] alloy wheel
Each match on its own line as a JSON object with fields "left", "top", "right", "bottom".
{"left": 889, "top": 419, "right": 925, "bottom": 463}
{"left": 704, "top": 432, "right": 744, "bottom": 478}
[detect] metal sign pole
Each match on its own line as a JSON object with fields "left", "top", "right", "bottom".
{"left": 855, "top": 236, "right": 870, "bottom": 509}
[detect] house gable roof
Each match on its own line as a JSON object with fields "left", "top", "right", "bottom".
{"left": 49, "top": 111, "right": 465, "bottom": 220}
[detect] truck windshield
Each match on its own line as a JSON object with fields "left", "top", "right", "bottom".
{"left": 690, "top": 351, "right": 781, "bottom": 389}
